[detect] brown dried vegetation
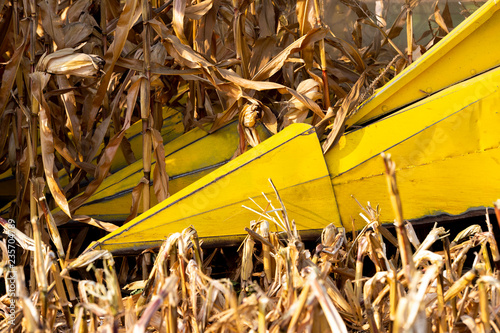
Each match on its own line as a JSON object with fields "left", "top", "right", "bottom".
{"left": 1, "top": 156, "right": 500, "bottom": 332}
{"left": 0, "top": 0, "right": 459, "bottom": 223}
{"left": 0, "top": 0, "right": 492, "bottom": 331}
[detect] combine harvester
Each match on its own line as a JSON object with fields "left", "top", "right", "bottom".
{"left": 83, "top": 0, "right": 500, "bottom": 253}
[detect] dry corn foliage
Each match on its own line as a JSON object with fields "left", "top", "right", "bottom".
{"left": 1, "top": 157, "right": 500, "bottom": 332}
{"left": 0, "top": 0, "right": 486, "bottom": 331}
{"left": 0, "top": 0, "right": 462, "bottom": 228}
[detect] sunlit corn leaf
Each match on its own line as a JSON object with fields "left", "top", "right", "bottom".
{"left": 218, "top": 68, "right": 324, "bottom": 122}
{"left": 444, "top": 268, "right": 477, "bottom": 302}
{"left": 451, "top": 224, "right": 482, "bottom": 245}
{"left": 308, "top": 269, "right": 349, "bottom": 332}
{"left": 71, "top": 215, "right": 119, "bottom": 232}
{"left": 32, "top": 177, "right": 66, "bottom": 258}
{"left": 253, "top": 27, "right": 328, "bottom": 81}
{"left": 433, "top": 1, "right": 454, "bottom": 35}
{"left": 62, "top": 250, "right": 112, "bottom": 274}
{"left": 296, "top": 0, "right": 317, "bottom": 69}
{"left": 414, "top": 225, "right": 448, "bottom": 257}
{"left": 33, "top": 80, "right": 72, "bottom": 218}
{"left": 249, "top": 36, "right": 278, "bottom": 77}
{"left": 321, "top": 73, "right": 366, "bottom": 152}
{"left": 185, "top": 0, "right": 213, "bottom": 20}
{"left": 173, "top": 0, "right": 188, "bottom": 45}
{"left": 20, "top": 296, "right": 42, "bottom": 332}
{"left": 53, "top": 76, "right": 140, "bottom": 224}
{"left": 393, "top": 265, "right": 438, "bottom": 333}
{"left": 135, "top": 275, "right": 179, "bottom": 330}
{"left": 281, "top": 79, "right": 322, "bottom": 129}
{"left": 55, "top": 75, "right": 82, "bottom": 145}
{"left": 150, "top": 18, "right": 214, "bottom": 69}
{"left": 0, "top": 217, "right": 35, "bottom": 251}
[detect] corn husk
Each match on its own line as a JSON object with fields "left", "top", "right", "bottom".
{"left": 37, "top": 48, "right": 104, "bottom": 78}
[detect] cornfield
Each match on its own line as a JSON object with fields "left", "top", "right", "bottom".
{"left": 0, "top": 0, "right": 494, "bottom": 331}
{"left": 2, "top": 155, "right": 500, "bottom": 332}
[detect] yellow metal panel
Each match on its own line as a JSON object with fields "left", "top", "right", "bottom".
{"left": 58, "top": 106, "right": 184, "bottom": 187}
{"left": 76, "top": 168, "right": 217, "bottom": 221}
{"left": 75, "top": 121, "right": 271, "bottom": 220}
{"left": 88, "top": 123, "right": 339, "bottom": 253}
{"left": 90, "top": 67, "right": 500, "bottom": 251}
{"left": 346, "top": 0, "right": 500, "bottom": 127}
{"left": 329, "top": 66, "right": 500, "bottom": 230}
{"left": 0, "top": 106, "right": 184, "bottom": 204}
{"left": 334, "top": 149, "right": 500, "bottom": 231}
{"left": 108, "top": 106, "right": 184, "bottom": 173}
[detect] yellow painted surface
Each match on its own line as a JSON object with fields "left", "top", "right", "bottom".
{"left": 90, "top": 65, "right": 500, "bottom": 252}
{"left": 75, "top": 121, "right": 271, "bottom": 220}
{"left": 13, "top": 0, "right": 500, "bottom": 250}
{"left": 329, "top": 66, "right": 500, "bottom": 230}
{"left": 334, "top": 150, "right": 500, "bottom": 231}
{"left": 346, "top": 0, "right": 500, "bottom": 127}
{"left": 58, "top": 106, "right": 184, "bottom": 187}
{"left": 0, "top": 106, "right": 184, "bottom": 201}
{"left": 88, "top": 123, "right": 339, "bottom": 253}
{"left": 118, "top": 107, "right": 184, "bottom": 169}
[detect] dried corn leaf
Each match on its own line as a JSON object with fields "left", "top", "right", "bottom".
{"left": 62, "top": 250, "right": 112, "bottom": 273}
{"left": 296, "top": 0, "right": 317, "bottom": 69}
{"left": 151, "top": 18, "right": 214, "bottom": 68}
{"left": 38, "top": 0, "right": 65, "bottom": 49}
{"left": 282, "top": 79, "right": 322, "bottom": 128}
{"left": 257, "top": 0, "right": 275, "bottom": 38}
{"left": 66, "top": 0, "right": 91, "bottom": 22}
{"left": 434, "top": 1, "right": 453, "bottom": 34}
{"left": 0, "top": 217, "right": 35, "bottom": 251}
{"left": 218, "top": 68, "right": 325, "bottom": 120}
{"left": 173, "top": 0, "right": 188, "bottom": 45}
{"left": 249, "top": 37, "right": 277, "bottom": 77}
{"left": 151, "top": 128, "right": 169, "bottom": 203}
{"left": 87, "top": 0, "right": 141, "bottom": 130}
{"left": 0, "top": 36, "right": 26, "bottom": 119}
{"left": 321, "top": 73, "right": 366, "bottom": 153}
{"left": 31, "top": 71, "right": 72, "bottom": 217}
{"left": 308, "top": 270, "right": 348, "bottom": 332}
{"left": 253, "top": 27, "right": 328, "bottom": 81}
{"left": 72, "top": 215, "right": 119, "bottom": 232}
{"left": 62, "top": 22, "right": 94, "bottom": 48}
{"left": 194, "top": 0, "right": 219, "bottom": 56}
{"left": 185, "top": 0, "right": 213, "bottom": 20}
{"left": 55, "top": 75, "right": 81, "bottom": 144}
{"left": 54, "top": 76, "right": 140, "bottom": 221}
